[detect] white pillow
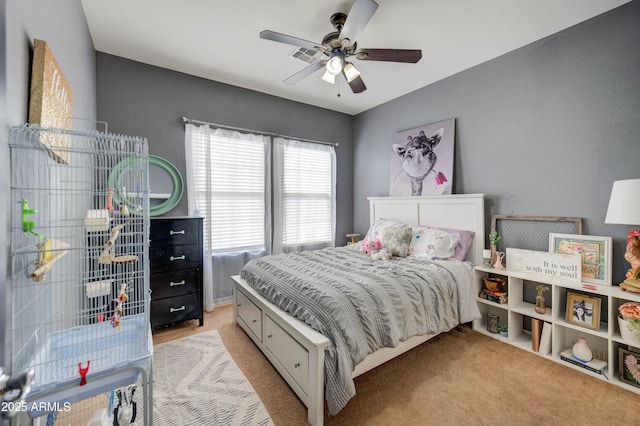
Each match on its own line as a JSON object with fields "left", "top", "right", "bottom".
{"left": 408, "top": 227, "right": 459, "bottom": 259}
{"left": 365, "top": 219, "right": 412, "bottom": 257}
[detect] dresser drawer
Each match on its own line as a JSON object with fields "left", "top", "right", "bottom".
{"left": 151, "top": 269, "right": 200, "bottom": 299}
{"left": 150, "top": 218, "right": 201, "bottom": 245}
{"left": 151, "top": 293, "right": 201, "bottom": 328}
{"left": 264, "top": 315, "right": 309, "bottom": 393}
{"left": 236, "top": 290, "right": 262, "bottom": 341}
{"left": 150, "top": 244, "right": 201, "bottom": 272}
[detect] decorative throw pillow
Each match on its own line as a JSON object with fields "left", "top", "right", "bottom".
{"left": 365, "top": 219, "right": 412, "bottom": 257}
{"left": 409, "top": 226, "right": 459, "bottom": 259}
{"left": 428, "top": 226, "right": 475, "bottom": 261}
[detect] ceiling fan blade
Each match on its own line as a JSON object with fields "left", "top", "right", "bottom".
{"left": 355, "top": 49, "right": 422, "bottom": 63}
{"left": 283, "top": 61, "right": 326, "bottom": 85}
{"left": 260, "top": 30, "right": 323, "bottom": 52}
{"left": 345, "top": 74, "right": 367, "bottom": 94}
{"left": 339, "top": 0, "right": 379, "bottom": 46}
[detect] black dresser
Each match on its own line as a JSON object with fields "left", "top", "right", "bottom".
{"left": 150, "top": 216, "right": 204, "bottom": 328}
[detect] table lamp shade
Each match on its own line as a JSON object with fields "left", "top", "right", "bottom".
{"left": 604, "top": 178, "right": 640, "bottom": 225}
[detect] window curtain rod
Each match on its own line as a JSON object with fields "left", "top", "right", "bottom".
{"left": 181, "top": 116, "right": 339, "bottom": 147}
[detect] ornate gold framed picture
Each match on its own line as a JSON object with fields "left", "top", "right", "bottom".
{"left": 28, "top": 39, "right": 73, "bottom": 164}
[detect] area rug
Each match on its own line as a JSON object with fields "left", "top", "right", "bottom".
{"left": 152, "top": 330, "right": 274, "bottom": 425}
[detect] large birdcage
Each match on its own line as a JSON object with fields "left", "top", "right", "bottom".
{"left": 9, "top": 124, "right": 152, "bottom": 423}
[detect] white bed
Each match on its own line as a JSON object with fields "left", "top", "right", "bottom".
{"left": 232, "top": 194, "right": 485, "bottom": 425}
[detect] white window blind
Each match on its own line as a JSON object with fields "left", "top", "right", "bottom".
{"left": 190, "top": 129, "right": 267, "bottom": 253}
{"left": 186, "top": 123, "right": 335, "bottom": 257}
{"left": 275, "top": 138, "right": 336, "bottom": 250}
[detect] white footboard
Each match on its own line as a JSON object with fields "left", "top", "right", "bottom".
{"left": 232, "top": 275, "right": 330, "bottom": 426}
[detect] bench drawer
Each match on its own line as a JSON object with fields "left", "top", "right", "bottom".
{"left": 265, "top": 315, "right": 309, "bottom": 393}
{"left": 236, "top": 290, "right": 262, "bottom": 341}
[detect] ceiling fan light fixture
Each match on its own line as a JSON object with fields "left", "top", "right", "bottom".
{"left": 326, "top": 55, "right": 343, "bottom": 76}
{"left": 321, "top": 69, "right": 336, "bottom": 84}
{"left": 343, "top": 62, "right": 360, "bottom": 82}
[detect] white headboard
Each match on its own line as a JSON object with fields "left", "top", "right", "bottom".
{"left": 368, "top": 194, "right": 485, "bottom": 265}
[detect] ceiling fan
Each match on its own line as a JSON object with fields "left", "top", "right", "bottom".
{"left": 260, "top": 0, "right": 422, "bottom": 94}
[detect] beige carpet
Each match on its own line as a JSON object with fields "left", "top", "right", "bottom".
{"left": 154, "top": 306, "right": 640, "bottom": 426}
{"left": 156, "top": 305, "right": 639, "bottom": 425}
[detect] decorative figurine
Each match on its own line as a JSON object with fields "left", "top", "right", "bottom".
{"left": 621, "top": 230, "right": 640, "bottom": 293}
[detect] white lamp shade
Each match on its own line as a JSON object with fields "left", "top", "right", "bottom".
{"left": 343, "top": 62, "right": 360, "bottom": 82}
{"left": 326, "top": 56, "right": 342, "bottom": 76}
{"left": 604, "top": 178, "right": 640, "bottom": 225}
{"left": 321, "top": 70, "right": 336, "bottom": 84}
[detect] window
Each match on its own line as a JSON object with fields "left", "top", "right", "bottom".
{"left": 188, "top": 127, "right": 269, "bottom": 253}
{"left": 185, "top": 124, "right": 335, "bottom": 255}
{"left": 275, "top": 138, "right": 335, "bottom": 250}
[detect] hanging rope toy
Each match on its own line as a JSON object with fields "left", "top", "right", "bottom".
{"left": 110, "top": 283, "right": 129, "bottom": 330}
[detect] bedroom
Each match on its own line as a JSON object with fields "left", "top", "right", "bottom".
{"left": 1, "top": 0, "right": 639, "bottom": 424}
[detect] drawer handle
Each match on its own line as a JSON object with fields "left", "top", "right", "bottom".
{"left": 237, "top": 303, "right": 242, "bottom": 307}
{"left": 170, "top": 306, "right": 186, "bottom": 313}
{"left": 169, "top": 280, "right": 186, "bottom": 287}
{"left": 170, "top": 255, "right": 186, "bottom": 261}
{"left": 170, "top": 230, "right": 185, "bottom": 235}
{"left": 294, "top": 363, "right": 300, "bottom": 368}
{"left": 267, "top": 334, "right": 273, "bottom": 338}
{"left": 252, "top": 319, "right": 257, "bottom": 323}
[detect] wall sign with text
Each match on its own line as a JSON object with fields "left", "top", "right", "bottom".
{"left": 506, "top": 247, "right": 582, "bottom": 282}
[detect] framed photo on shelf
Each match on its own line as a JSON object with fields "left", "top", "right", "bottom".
{"left": 565, "top": 292, "right": 601, "bottom": 330}
{"left": 549, "top": 233, "right": 612, "bottom": 286}
{"left": 619, "top": 347, "right": 640, "bottom": 389}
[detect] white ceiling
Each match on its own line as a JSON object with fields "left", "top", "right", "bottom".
{"left": 81, "top": 0, "right": 630, "bottom": 116}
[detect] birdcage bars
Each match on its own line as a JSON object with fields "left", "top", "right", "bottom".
{"left": 9, "top": 124, "right": 152, "bottom": 423}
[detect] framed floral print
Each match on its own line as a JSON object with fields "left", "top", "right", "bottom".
{"left": 619, "top": 347, "right": 640, "bottom": 389}
{"left": 549, "top": 233, "right": 612, "bottom": 286}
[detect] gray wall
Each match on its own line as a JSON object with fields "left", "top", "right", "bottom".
{"left": 0, "top": 0, "right": 7, "bottom": 376}
{"left": 353, "top": 1, "right": 640, "bottom": 284}
{"left": 1, "top": 0, "right": 96, "bottom": 372}
{"left": 96, "top": 53, "right": 354, "bottom": 244}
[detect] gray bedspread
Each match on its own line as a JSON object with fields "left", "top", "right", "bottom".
{"left": 240, "top": 245, "right": 466, "bottom": 415}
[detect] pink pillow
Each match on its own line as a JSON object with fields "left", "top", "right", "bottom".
{"left": 428, "top": 226, "right": 475, "bottom": 261}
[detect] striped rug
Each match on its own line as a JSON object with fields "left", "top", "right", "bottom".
{"left": 152, "top": 330, "right": 273, "bottom": 426}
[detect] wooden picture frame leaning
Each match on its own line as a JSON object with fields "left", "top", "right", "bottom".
{"left": 565, "top": 291, "right": 601, "bottom": 330}
{"left": 490, "top": 215, "right": 582, "bottom": 263}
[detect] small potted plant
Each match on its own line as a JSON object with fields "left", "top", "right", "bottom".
{"left": 489, "top": 231, "right": 500, "bottom": 248}
{"left": 497, "top": 325, "right": 508, "bottom": 337}
{"left": 618, "top": 301, "right": 640, "bottom": 344}
{"left": 535, "top": 285, "right": 549, "bottom": 314}
{"left": 489, "top": 231, "right": 501, "bottom": 265}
